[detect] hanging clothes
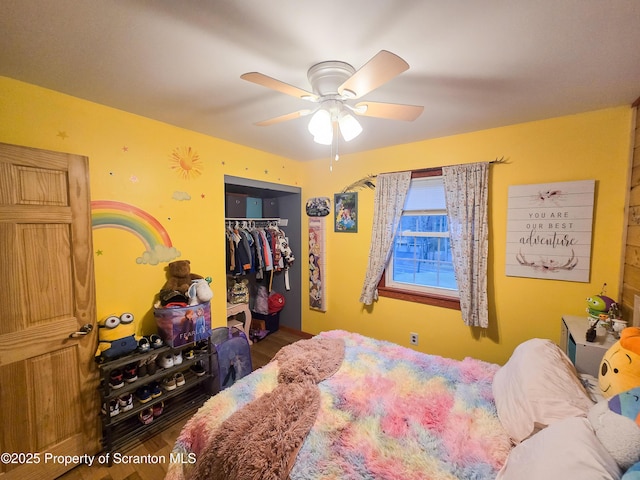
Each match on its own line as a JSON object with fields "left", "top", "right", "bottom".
{"left": 224, "top": 220, "right": 296, "bottom": 291}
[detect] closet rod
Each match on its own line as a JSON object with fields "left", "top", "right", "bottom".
{"left": 225, "top": 217, "right": 282, "bottom": 222}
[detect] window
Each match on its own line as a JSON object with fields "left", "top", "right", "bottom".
{"left": 377, "top": 170, "right": 461, "bottom": 309}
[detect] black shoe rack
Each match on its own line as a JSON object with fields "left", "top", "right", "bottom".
{"left": 97, "top": 338, "right": 216, "bottom": 465}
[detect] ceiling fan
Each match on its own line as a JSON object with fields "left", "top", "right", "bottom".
{"left": 240, "top": 50, "right": 424, "bottom": 148}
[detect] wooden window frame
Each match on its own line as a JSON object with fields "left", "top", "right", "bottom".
{"left": 376, "top": 167, "right": 461, "bottom": 311}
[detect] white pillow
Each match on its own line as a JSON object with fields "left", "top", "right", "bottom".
{"left": 496, "top": 416, "right": 621, "bottom": 480}
{"left": 492, "top": 338, "right": 594, "bottom": 443}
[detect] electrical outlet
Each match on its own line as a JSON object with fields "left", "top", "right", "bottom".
{"left": 410, "top": 332, "right": 419, "bottom": 345}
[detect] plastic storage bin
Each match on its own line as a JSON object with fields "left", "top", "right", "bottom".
{"left": 154, "top": 302, "right": 211, "bottom": 347}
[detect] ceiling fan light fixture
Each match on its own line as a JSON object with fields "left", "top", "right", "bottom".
{"left": 338, "top": 112, "right": 362, "bottom": 142}
{"left": 308, "top": 108, "right": 333, "bottom": 145}
{"left": 313, "top": 133, "right": 333, "bottom": 145}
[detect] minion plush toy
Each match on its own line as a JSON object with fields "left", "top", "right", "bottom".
{"left": 94, "top": 313, "right": 138, "bottom": 362}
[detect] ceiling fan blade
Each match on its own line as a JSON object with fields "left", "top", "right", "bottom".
{"left": 338, "top": 50, "right": 409, "bottom": 99}
{"left": 241, "top": 72, "right": 318, "bottom": 101}
{"left": 255, "top": 109, "right": 313, "bottom": 127}
{"left": 354, "top": 101, "right": 424, "bottom": 121}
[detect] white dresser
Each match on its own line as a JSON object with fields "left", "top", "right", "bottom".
{"left": 560, "top": 315, "right": 616, "bottom": 377}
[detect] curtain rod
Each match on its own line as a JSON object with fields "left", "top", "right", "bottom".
{"left": 340, "top": 158, "right": 509, "bottom": 192}
{"left": 378, "top": 156, "right": 508, "bottom": 177}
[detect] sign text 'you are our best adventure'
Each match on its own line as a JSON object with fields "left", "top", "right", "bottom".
{"left": 505, "top": 179, "right": 595, "bottom": 282}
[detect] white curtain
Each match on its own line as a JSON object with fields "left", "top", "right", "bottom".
{"left": 442, "top": 162, "right": 489, "bottom": 328}
{"left": 359, "top": 171, "right": 412, "bottom": 305}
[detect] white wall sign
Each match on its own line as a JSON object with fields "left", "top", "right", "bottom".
{"left": 505, "top": 179, "right": 595, "bottom": 282}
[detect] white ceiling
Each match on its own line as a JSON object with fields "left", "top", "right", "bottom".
{"left": 1, "top": 1, "right": 639, "bottom": 161}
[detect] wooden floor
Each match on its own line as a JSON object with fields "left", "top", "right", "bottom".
{"left": 58, "top": 328, "right": 309, "bottom": 480}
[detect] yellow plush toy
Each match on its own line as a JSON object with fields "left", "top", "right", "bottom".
{"left": 598, "top": 326, "right": 640, "bottom": 399}
{"left": 94, "top": 312, "right": 138, "bottom": 362}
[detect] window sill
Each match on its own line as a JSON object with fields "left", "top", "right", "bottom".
{"left": 376, "top": 284, "right": 461, "bottom": 310}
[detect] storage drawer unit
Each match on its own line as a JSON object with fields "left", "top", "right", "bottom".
{"left": 225, "top": 193, "right": 247, "bottom": 217}
{"left": 262, "top": 197, "right": 279, "bottom": 217}
{"left": 560, "top": 315, "right": 616, "bottom": 377}
{"left": 246, "top": 197, "right": 263, "bottom": 218}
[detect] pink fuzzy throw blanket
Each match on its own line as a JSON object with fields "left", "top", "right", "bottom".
{"left": 190, "top": 336, "right": 344, "bottom": 480}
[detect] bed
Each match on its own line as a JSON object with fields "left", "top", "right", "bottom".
{"left": 165, "top": 330, "right": 623, "bottom": 480}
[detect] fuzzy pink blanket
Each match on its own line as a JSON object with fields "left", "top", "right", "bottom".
{"left": 167, "top": 331, "right": 511, "bottom": 480}
{"left": 190, "top": 336, "right": 344, "bottom": 480}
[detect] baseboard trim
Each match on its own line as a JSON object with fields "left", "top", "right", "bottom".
{"left": 279, "top": 325, "right": 314, "bottom": 339}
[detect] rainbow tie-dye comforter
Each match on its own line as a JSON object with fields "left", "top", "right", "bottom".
{"left": 166, "top": 330, "right": 512, "bottom": 480}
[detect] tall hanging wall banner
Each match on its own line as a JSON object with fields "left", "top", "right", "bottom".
{"left": 309, "top": 217, "right": 327, "bottom": 311}
{"left": 505, "top": 179, "right": 595, "bottom": 282}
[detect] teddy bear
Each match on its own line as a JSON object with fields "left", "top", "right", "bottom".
{"left": 589, "top": 327, "right": 640, "bottom": 477}
{"left": 161, "top": 259, "right": 203, "bottom": 295}
{"left": 598, "top": 326, "right": 640, "bottom": 399}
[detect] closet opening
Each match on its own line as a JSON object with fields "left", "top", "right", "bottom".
{"left": 224, "top": 175, "right": 302, "bottom": 332}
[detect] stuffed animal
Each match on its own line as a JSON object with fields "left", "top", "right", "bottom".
{"left": 94, "top": 312, "right": 138, "bottom": 361}
{"left": 162, "top": 260, "right": 203, "bottom": 295}
{"left": 586, "top": 293, "right": 617, "bottom": 321}
{"left": 588, "top": 387, "right": 640, "bottom": 471}
{"left": 187, "top": 277, "right": 213, "bottom": 306}
{"left": 599, "top": 327, "right": 640, "bottom": 399}
{"left": 589, "top": 327, "right": 640, "bottom": 478}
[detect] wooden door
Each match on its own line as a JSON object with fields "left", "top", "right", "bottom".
{"left": 0, "top": 143, "right": 99, "bottom": 480}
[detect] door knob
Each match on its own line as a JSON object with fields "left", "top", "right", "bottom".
{"left": 69, "top": 324, "right": 93, "bottom": 338}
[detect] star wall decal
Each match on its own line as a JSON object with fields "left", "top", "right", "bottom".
{"left": 122, "top": 146, "right": 129, "bottom": 152}
{"left": 96, "top": 250, "right": 103, "bottom": 256}
{"left": 57, "top": 131, "right": 68, "bottom": 140}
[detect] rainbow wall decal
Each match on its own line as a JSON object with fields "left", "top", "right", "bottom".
{"left": 91, "top": 200, "right": 180, "bottom": 265}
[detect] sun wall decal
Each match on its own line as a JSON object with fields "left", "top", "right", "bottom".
{"left": 169, "top": 146, "right": 203, "bottom": 180}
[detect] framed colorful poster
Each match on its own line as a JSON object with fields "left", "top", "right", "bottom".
{"left": 309, "top": 218, "right": 326, "bottom": 311}
{"left": 334, "top": 192, "right": 358, "bottom": 233}
{"left": 505, "top": 179, "right": 595, "bottom": 282}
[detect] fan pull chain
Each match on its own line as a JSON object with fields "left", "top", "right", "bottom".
{"left": 330, "top": 121, "right": 339, "bottom": 171}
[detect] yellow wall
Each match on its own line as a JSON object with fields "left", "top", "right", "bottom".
{"left": 0, "top": 76, "right": 633, "bottom": 365}
{"left": 0, "top": 76, "right": 303, "bottom": 335}
{"left": 302, "top": 107, "right": 633, "bottom": 364}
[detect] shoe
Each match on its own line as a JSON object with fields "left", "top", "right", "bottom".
{"left": 136, "top": 385, "right": 152, "bottom": 404}
{"left": 159, "top": 353, "right": 174, "bottom": 369}
{"left": 101, "top": 399, "right": 120, "bottom": 417}
{"left": 123, "top": 363, "right": 138, "bottom": 383}
{"left": 174, "top": 372, "right": 186, "bottom": 387}
{"left": 147, "top": 354, "right": 158, "bottom": 375}
{"left": 118, "top": 393, "right": 133, "bottom": 412}
{"left": 149, "top": 334, "right": 163, "bottom": 349}
{"left": 139, "top": 407, "right": 154, "bottom": 425}
{"left": 152, "top": 401, "right": 164, "bottom": 417}
{"left": 162, "top": 376, "right": 177, "bottom": 391}
{"left": 194, "top": 341, "right": 208, "bottom": 354}
{"left": 137, "top": 358, "right": 148, "bottom": 377}
{"left": 109, "top": 369, "right": 124, "bottom": 389}
{"left": 138, "top": 337, "right": 150, "bottom": 353}
{"left": 149, "top": 381, "right": 162, "bottom": 398}
{"left": 183, "top": 349, "right": 195, "bottom": 360}
{"left": 191, "top": 360, "right": 206, "bottom": 377}
{"left": 173, "top": 351, "right": 183, "bottom": 365}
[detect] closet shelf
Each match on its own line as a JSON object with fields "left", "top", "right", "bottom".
{"left": 226, "top": 217, "right": 288, "bottom": 227}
